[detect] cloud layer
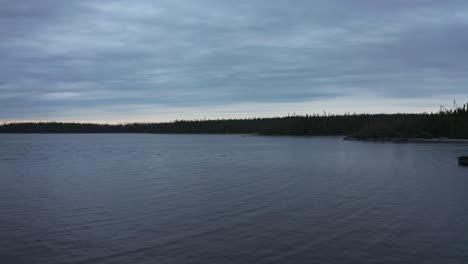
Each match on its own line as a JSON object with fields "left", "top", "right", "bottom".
{"left": 1, "top": 0, "right": 468, "bottom": 121}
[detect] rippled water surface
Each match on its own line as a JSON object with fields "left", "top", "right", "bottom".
{"left": 1, "top": 134, "right": 467, "bottom": 264}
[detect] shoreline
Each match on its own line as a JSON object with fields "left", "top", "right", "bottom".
{"left": 343, "top": 136, "right": 468, "bottom": 144}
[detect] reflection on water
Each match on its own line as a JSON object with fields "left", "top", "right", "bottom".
{"left": 0, "top": 134, "right": 467, "bottom": 263}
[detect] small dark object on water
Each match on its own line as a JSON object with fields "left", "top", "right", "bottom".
{"left": 458, "top": 156, "right": 468, "bottom": 166}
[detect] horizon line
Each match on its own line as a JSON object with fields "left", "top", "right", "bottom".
{"left": 1, "top": 109, "right": 461, "bottom": 125}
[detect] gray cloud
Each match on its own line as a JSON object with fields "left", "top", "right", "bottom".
{"left": 1, "top": 0, "right": 468, "bottom": 120}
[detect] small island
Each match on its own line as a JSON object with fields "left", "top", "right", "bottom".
{"left": 459, "top": 156, "right": 468, "bottom": 166}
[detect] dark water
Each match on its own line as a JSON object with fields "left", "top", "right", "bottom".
{"left": 0, "top": 134, "right": 467, "bottom": 264}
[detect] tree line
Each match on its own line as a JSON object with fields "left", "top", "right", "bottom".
{"left": 1, "top": 104, "right": 468, "bottom": 139}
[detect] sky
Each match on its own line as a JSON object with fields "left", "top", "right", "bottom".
{"left": 1, "top": 0, "right": 468, "bottom": 123}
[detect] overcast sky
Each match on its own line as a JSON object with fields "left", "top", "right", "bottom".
{"left": 1, "top": 0, "right": 468, "bottom": 122}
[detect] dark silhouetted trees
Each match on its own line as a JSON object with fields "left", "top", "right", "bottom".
{"left": 1, "top": 104, "right": 468, "bottom": 138}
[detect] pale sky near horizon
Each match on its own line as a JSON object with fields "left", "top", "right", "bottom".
{"left": 1, "top": 1, "right": 468, "bottom": 122}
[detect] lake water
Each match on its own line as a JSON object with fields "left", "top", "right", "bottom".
{"left": 0, "top": 134, "right": 467, "bottom": 263}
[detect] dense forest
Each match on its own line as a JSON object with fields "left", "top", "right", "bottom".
{"left": 1, "top": 104, "right": 468, "bottom": 139}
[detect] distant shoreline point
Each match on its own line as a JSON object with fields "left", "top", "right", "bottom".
{"left": 343, "top": 136, "right": 468, "bottom": 144}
